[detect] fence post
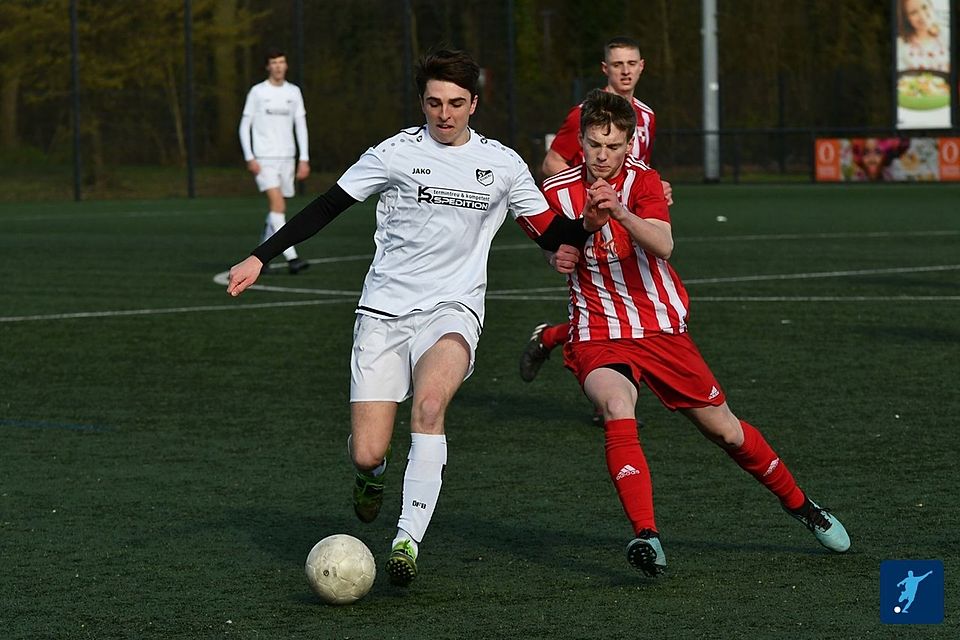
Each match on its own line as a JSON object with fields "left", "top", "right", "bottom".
{"left": 70, "top": 0, "right": 82, "bottom": 201}
{"left": 184, "top": 0, "right": 196, "bottom": 198}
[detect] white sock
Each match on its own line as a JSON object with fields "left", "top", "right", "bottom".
{"left": 262, "top": 211, "right": 298, "bottom": 260}
{"left": 392, "top": 529, "right": 419, "bottom": 557}
{"left": 397, "top": 433, "right": 447, "bottom": 544}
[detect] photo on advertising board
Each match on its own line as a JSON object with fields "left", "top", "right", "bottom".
{"left": 895, "top": 0, "right": 952, "bottom": 129}
{"left": 815, "top": 137, "right": 960, "bottom": 182}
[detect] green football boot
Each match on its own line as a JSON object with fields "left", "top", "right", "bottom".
{"left": 351, "top": 444, "right": 391, "bottom": 523}
{"left": 385, "top": 538, "right": 418, "bottom": 587}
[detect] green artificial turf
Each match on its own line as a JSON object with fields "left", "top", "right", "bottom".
{"left": 2, "top": 184, "right": 958, "bottom": 638}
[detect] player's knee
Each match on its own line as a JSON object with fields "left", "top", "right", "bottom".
{"left": 704, "top": 416, "right": 743, "bottom": 449}
{"left": 599, "top": 395, "right": 634, "bottom": 420}
{"left": 351, "top": 442, "right": 389, "bottom": 471}
{"left": 412, "top": 394, "right": 447, "bottom": 432}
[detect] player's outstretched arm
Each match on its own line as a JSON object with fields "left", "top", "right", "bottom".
{"left": 227, "top": 256, "right": 263, "bottom": 297}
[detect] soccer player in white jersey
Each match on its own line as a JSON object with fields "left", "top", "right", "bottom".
{"left": 239, "top": 48, "right": 311, "bottom": 274}
{"left": 227, "top": 49, "right": 607, "bottom": 587}
{"left": 542, "top": 89, "right": 850, "bottom": 576}
{"left": 523, "top": 36, "right": 672, "bottom": 391}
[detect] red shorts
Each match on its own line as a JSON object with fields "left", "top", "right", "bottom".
{"left": 563, "top": 332, "right": 726, "bottom": 411}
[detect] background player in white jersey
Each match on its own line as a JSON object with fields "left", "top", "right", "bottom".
{"left": 238, "top": 48, "right": 310, "bottom": 274}
{"left": 227, "top": 49, "right": 606, "bottom": 588}
{"left": 544, "top": 89, "right": 849, "bottom": 576}
{"left": 523, "top": 36, "right": 671, "bottom": 422}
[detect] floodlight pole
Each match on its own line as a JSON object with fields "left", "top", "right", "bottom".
{"left": 702, "top": 0, "right": 720, "bottom": 182}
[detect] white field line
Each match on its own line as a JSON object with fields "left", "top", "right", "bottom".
{"left": 3, "top": 229, "right": 958, "bottom": 322}
{"left": 0, "top": 207, "right": 243, "bottom": 222}
{"left": 489, "top": 294, "right": 960, "bottom": 302}
{"left": 489, "top": 229, "right": 958, "bottom": 252}
{"left": 4, "top": 263, "right": 958, "bottom": 323}
{"left": 0, "top": 298, "right": 356, "bottom": 323}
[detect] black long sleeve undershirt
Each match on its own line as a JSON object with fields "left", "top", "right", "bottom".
{"left": 252, "top": 184, "right": 358, "bottom": 264}
{"left": 533, "top": 215, "right": 596, "bottom": 252}
{"left": 253, "top": 183, "right": 592, "bottom": 263}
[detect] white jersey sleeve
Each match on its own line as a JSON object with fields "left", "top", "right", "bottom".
{"left": 336, "top": 147, "right": 390, "bottom": 201}
{"left": 293, "top": 86, "right": 308, "bottom": 161}
{"left": 238, "top": 89, "right": 257, "bottom": 161}
{"left": 507, "top": 152, "right": 550, "bottom": 220}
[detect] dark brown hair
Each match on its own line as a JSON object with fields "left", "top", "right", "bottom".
{"left": 415, "top": 49, "right": 481, "bottom": 99}
{"left": 579, "top": 89, "right": 636, "bottom": 138}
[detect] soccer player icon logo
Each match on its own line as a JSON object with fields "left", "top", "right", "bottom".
{"left": 880, "top": 560, "right": 944, "bottom": 624}
{"left": 894, "top": 570, "right": 932, "bottom": 614}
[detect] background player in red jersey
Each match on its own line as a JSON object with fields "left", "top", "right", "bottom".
{"left": 522, "top": 36, "right": 671, "bottom": 389}
{"left": 543, "top": 89, "right": 849, "bottom": 576}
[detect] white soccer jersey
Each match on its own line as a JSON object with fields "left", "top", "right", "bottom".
{"left": 337, "top": 127, "right": 549, "bottom": 325}
{"left": 239, "top": 80, "right": 308, "bottom": 160}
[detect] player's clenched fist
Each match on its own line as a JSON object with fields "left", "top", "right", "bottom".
{"left": 581, "top": 188, "right": 610, "bottom": 231}
{"left": 227, "top": 255, "right": 263, "bottom": 297}
{"left": 588, "top": 178, "right": 627, "bottom": 222}
{"left": 550, "top": 244, "right": 581, "bottom": 274}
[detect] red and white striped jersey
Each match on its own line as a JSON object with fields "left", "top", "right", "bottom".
{"left": 548, "top": 93, "right": 656, "bottom": 167}
{"left": 542, "top": 158, "right": 688, "bottom": 342}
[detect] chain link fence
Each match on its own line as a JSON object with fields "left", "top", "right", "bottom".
{"left": 3, "top": 0, "right": 947, "bottom": 200}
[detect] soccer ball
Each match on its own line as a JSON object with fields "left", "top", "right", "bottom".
{"left": 304, "top": 534, "right": 376, "bottom": 605}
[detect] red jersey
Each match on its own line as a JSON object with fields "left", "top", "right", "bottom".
{"left": 548, "top": 93, "right": 656, "bottom": 167}
{"left": 541, "top": 158, "right": 688, "bottom": 342}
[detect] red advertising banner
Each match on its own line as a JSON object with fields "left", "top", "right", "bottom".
{"left": 815, "top": 137, "right": 960, "bottom": 182}
{"left": 938, "top": 137, "right": 960, "bottom": 180}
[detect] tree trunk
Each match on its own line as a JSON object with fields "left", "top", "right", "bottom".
{"left": 213, "top": 0, "right": 238, "bottom": 163}
{"left": 165, "top": 61, "right": 186, "bottom": 166}
{"left": 85, "top": 114, "right": 104, "bottom": 187}
{"left": 0, "top": 72, "right": 20, "bottom": 150}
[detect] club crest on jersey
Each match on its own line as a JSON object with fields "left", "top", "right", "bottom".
{"left": 476, "top": 169, "right": 494, "bottom": 186}
{"left": 584, "top": 235, "right": 633, "bottom": 264}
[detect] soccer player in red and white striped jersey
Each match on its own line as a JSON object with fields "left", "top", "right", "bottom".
{"left": 522, "top": 37, "right": 672, "bottom": 391}
{"left": 542, "top": 37, "right": 658, "bottom": 176}
{"left": 545, "top": 89, "right": 850, "bottom": 576}
{"left": 543, "top": 154, "right": 683, "bottom": 343}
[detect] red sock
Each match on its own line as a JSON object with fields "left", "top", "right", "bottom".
{"left": 604, "top": 418, "right": 656, "bottom": 534}
{"left": 540, "top": 323, "right": 569, "bottom": 351}
{"left": 727, "top": 421, "right": 806, "bottom": 510}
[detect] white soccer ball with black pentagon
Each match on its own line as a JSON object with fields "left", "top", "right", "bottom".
{"left": 305, "top": 534, "right": 376, "bottom": 605}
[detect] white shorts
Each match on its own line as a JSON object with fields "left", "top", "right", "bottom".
{"left": 350, "top": 303, "right": 481, "bottom": 402}
{"left": 254, "top": 157, "right": 295, "bottom": 197}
